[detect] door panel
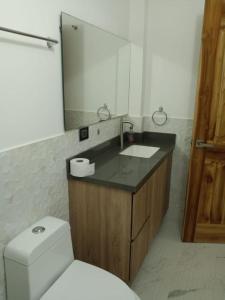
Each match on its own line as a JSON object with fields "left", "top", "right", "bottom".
{"left": 211, "top": 160, "right": 225, "bottom": 223}
{"left": 215, "top": 28, "right": 225, "bottom": 143}
{"left": 196, "top": 157, "right": 217, "bottom": 224}
{"left": 209, "top": 27, "right": 225, "bottom": 143}
{"left": 196, "top": 155, "right": 225, "bottom": 225}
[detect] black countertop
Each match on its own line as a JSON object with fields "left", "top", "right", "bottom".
{"left": 67, "top": 132, "right": 176, "bottom": 193}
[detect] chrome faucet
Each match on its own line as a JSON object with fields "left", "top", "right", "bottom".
{"left": 120, "top": 120, "right": 134, "bottom": 150}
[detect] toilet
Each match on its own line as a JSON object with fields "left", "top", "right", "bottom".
{"left": 4, "top": 216, "right": 140, "bottom": 300}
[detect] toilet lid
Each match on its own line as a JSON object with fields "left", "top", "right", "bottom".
{"left": 41, "top": 260, "right": 139, "bottom": 300}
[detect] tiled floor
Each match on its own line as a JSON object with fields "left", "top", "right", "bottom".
{"left": 132, "top": 216, "right": 225, "bottom": 300}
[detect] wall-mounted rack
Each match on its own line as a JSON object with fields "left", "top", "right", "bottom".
{"left": 152, "top": 106, "right": 168, "bottom": 126}
{"left": 0, "top": 26, "right": 59, "bottom": 48}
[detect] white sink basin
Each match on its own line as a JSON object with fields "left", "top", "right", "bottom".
{"left": 120, "top": 145, "right": 160, "bottom": 158}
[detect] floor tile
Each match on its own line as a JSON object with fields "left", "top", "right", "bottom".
{"left": 132, "top": 216, "right": 225, "bottom": 300}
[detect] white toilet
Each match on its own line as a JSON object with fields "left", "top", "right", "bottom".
{"left": 4, "top": 216, "right": 140, "bottom": 300}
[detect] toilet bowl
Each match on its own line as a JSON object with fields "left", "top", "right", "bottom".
{"left": 4, "top": 216, "right": 140, "bottom": 300}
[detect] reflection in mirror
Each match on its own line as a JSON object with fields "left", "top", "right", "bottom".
{"left": 61, "top": 13, "right": 131, "bottom": 130}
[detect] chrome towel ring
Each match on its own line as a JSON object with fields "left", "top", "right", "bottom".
{"left": 97, "top": 104, "right": 112, "bottom": 121}
{"left": 152, "top": 107, "right": 168, "bottom": 126}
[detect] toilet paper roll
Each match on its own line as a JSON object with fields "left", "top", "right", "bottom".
{"left": 70, "top": 158, "right": 95, "bottom": 177}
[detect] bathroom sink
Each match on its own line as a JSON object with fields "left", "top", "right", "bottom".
{"left": 120, "top": 145, "right": 160, "bottom": 158}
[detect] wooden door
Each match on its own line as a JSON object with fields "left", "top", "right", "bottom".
{"left": 183, "top": 0, "right": 225, "bottom": 243}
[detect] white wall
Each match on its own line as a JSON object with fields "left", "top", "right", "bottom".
{"left": 142, "top": 0, "right": 205, "bottom": 119}
{"left": 0, "top": 0, "right": 130, "bottom": 151}
{"left": 128, "top": 0, "right": 146, "bottom": 117}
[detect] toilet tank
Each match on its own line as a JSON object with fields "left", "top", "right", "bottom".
{"left": 4, "top": 216, "right": 74, "bottom": 300}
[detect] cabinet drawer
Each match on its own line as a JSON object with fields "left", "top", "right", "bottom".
{"left": 132, "top": 180, "right": 151, "bottom": 239}
{"left": 130, "top": 217, "right": 151, "bottom": 281}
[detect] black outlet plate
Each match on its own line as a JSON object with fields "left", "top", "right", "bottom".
{"left": 79, "top": 127, "right": 89, "bottom": 141}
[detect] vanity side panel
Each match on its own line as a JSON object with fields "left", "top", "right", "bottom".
{"left": 132, "top": 181, "right": 150, "bottom": 240}
{"left": 69, "top": 180, "right": 132, "bottom": 283}
{"left": 149, "top": 154, "right": 172, "bottom": 239}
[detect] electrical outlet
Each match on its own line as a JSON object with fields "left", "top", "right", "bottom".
{"left": 79, "top": 127, "right": 89, "bottom": 141}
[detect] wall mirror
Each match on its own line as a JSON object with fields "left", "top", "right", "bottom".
{"left": 61, "top": 12, "right": 131, "bottom": 130}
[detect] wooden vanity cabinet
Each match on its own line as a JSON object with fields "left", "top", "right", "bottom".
{"left": 69, "top": 154, "right": 172, "bottom": 283}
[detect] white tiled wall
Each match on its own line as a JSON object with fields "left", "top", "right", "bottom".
{"left": 0, "top": 118, "right": 120, "bottom": 300}
{"left": 143, "top": 117, "right": 193, "bottom": 225}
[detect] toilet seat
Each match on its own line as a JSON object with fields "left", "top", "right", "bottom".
{"left": 41, "top": 260, "right": 140, "bottom": 300}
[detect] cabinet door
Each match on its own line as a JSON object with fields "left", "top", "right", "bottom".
{"left": 132, "top": 181, "right": 151, "bottom": 240}
{"left": 69, "top": 180, "right": 132, "bottom": 283}
{"left": 130, "top": 217, "right": 151, "bottom": 281}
